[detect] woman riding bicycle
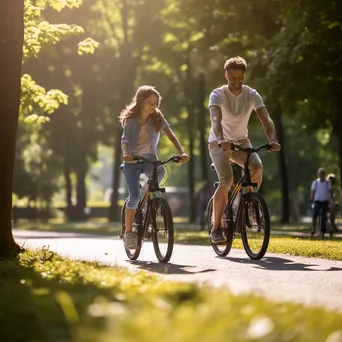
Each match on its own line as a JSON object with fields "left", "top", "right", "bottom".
{"left": 120, "top": 85, "right": 189, "bottom": 250}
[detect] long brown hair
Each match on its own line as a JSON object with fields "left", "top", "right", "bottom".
{"left": 119, "top": 85, "right": 163, "bottom": 132}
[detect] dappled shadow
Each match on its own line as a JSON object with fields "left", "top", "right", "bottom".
{"left": 14, "top": 231, "right": 118, "bottom": 240}
{"left": 129, "top": 260, "right": 216, "bottom": 275}
{"left": 224, "top": 256, "right": 342, "bottom": 272}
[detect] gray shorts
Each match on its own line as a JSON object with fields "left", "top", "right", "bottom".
{"left": 208, "top": 138, "right": 263, "bottom": 187}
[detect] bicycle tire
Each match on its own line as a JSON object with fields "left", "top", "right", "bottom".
{"left": 121, "top": 199, "right": 142, "bottom": 260}
{"left": 241, "top": 192, "right": 270, "bottom": 260}
{"left": 206, "top": 197, "right": 234, "bottom": 257}
{"left": 151, "top": 197, "right": 174, "bottom": 263}
{"left": 319, "top": 210, "right": 326, "bottom": 239}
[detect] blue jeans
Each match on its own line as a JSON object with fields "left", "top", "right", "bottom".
{"left": 312, "top": 201, "right": 329, "bottom": 219}
{"left": 123, "top": 162, "right": 165, "bottom": 209}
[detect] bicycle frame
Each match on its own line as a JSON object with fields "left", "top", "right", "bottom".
{"left": 223, "top": 144, "right": 271, "bottom": 230}
{"left": 131, "top": 156, "right": 180, "bottom": 240}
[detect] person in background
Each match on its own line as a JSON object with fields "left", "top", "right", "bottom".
{"left": 327, "top": 173, "right": 340, "bottom": 233}
{"left": 310, "top": 168, "right": 333, "bottom": 236}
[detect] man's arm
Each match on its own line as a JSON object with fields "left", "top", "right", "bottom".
{"left": 255, "top": 107, "right": 277, "bottom": 142}
{"left": 310, "top": 189, "right": 315, "bottom": 203}
{"left": 210, "top": 106, "right": 224, "bottom": 143}
{"left": 255, "top": 107, "right": 281, "bottom": 151}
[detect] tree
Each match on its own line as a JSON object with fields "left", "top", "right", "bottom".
{"left": 0, "top": 0, "right": 25, "bottom": 257}
{"left": 14, "top": 0, "right": 98, "bottom": 220}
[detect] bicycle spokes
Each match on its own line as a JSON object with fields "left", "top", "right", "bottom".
{"left": 241, "top": 193, "right": 270, "bottom": 260}
{"left": 152, "top": 198, "right": 174, "bottom": 263}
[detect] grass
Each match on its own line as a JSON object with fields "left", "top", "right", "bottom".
{"left": 175, "top": 231, "right": 342, "bottom": 261}
{"left": 13, "top": 220, "right": 342, "bottom": 260}
{"left": 1, "top": 248, "right": 342, "bottom": 342}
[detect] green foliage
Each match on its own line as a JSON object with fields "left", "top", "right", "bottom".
{"left": 22, "top": 0, "right": 99, "bottom": 122}
{"left": 1, "top": 248, "right": 342, "bottom": 341}
{"left": 21, "top": 74, "right": 68, "bottom": 123}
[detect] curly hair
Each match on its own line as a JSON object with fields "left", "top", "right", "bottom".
{"left": 119, "top": 85, "right": 163, "bottom": 132}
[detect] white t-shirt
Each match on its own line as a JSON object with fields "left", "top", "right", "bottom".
{"left": 130, "top": 124, "right": 152, "bottom": 156}
{"left": 311, "top": 179, "right": 331, "bottom": 202}
{"left": 208, "top": 84, "right": 265, "bottom": 143}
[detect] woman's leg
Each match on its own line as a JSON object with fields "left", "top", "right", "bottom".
{"left": 124, "top": 163, "right": 142, "bottom": 233}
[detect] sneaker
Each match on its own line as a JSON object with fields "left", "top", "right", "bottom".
{"left": 210, "top": 228, "right": 226, "bottom": 244}
{"left": 124, "top": 232, "right": 138, "bottom": 249}
{"left": 248, "top": 204, "right": 263, "bottom": 223}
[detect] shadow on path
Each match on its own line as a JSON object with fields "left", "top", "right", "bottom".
{"left": 224, "top": 256, "right": 342, "bottom": 272}
{"left": 129, "top": 260, "right": 217, "bottom": 275}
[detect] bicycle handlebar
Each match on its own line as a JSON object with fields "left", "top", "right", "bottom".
{"left": 132, "top": 155, "right": 181, "bottom": 165}
{"left": 230, "top": 143, "right": 272, "bottom": 154}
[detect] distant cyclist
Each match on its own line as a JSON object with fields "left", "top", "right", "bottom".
{"left": 208, "top": 56, "right": 281, "bottom": 244}
{"left": 310, "top": 168, "right": 333, "bottom": 236}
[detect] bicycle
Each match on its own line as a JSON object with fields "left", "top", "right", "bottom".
{"left": 313, "top": 202, "right": 331, "bottom": 239}
{"left": 120, "top": 155, "right": 181, "bottom": 263}
{"left": 206, "top": 143, "right": 272, "bottom": 260}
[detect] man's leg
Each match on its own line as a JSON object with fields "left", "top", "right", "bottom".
{"left": 311, "top": 202, "right": 319, "bottom": 235}
{"left": 209, "top": 143, "right": 233, "bottom": 243}
{"left": 230, "top": 138, "right": 263, "bottom": 190}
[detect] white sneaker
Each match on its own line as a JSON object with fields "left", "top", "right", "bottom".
{"left": 248, "top": 204, "right": 263, "bottom": 224}
{"left": 124, "top": 232, "right": 138, "bottom": 249}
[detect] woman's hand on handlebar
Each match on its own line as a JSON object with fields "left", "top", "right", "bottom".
{"left": 123, "top": 154, "right": 133, "bottom": 163}
{"left": 179, "top": 153, "right": 190, "bottom": 164}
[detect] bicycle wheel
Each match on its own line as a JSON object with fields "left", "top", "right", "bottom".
{"left": 151, "top": 197, "right": 174, "bottom": 263}
{"left": 121, "top": 199, "right": 142, "bottom": 260}
{"left": 241, "top": 192, "right": 270, "bottom": 260}
{"left": 319, "top": 211, "right": 326, "bottom": 239}
{"left": 206, "top": 197, "right": 234, "bottom": 257}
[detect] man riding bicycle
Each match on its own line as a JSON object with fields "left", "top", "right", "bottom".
{"left": 208, "top": 56, "right": 281, "bottom": 244}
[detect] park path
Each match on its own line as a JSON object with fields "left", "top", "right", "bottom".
{"left": 14, "top": 229, "right": 342, "bottom": 313}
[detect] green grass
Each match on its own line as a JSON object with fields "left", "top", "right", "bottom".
{"left": 175, "top": 230, "right": 342, "bottom": 261}
{"left": 1, "top": 248, "right": 342, "bottom": 342}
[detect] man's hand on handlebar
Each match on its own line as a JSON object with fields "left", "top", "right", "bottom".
{"left": 268, "top": 140, "right": 281, "bottom": 152}
{"left": 218, "top": 141, "right": 231, "bottom": 152}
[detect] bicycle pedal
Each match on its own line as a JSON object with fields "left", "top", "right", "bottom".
{"left": 216, "top": 241, "right": 230, "bottom": 245}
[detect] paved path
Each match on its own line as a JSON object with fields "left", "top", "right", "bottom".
{"left": 14, "top": 230, "right": 342, "bottom": 313}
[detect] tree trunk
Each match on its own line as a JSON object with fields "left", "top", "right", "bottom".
{"left": 273, "top": 106, "right": 290, "bottom": 223}
{"left": 0, "top": 1, "right": 25, "bottom": 257}
{"left": 75, "top": 167, "right": 87, "bottom": 221}
{"left": 187, "top": 120, "right": 196, "bottom": 223}
{"left": 63, "top": 154, "right": 74, "bottom": 221}
{"left": 197, "top": 73, "right": 209, "bottom": 182}
{"left": 108, "top": 1, "right": 141, "bottom": 222}
{"left": 109, "top": 125, "right": 123, "bottom": 221}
